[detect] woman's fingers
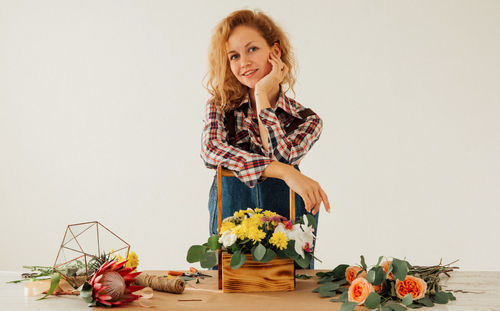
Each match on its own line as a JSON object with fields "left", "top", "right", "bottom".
{"left": 319, "top": 187, "right": 331, "bottom": 213}
{"left": 303, "top": 192, "right": 314, "bottom": 213}
{"left": 312, "top": 188, "right": 322, "bottom": 215}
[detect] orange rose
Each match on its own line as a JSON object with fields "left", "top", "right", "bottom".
{"left": 348, "top": 277, "right": 374, "bottom": 305}
{"left": 381, "top": 260, "right": 394, "bottom": 280}
{"left": 345, "top": 266, "right": 367, "bottom": 284}
{"left": 395, "top": 275, "right": 427, "bottom": 300}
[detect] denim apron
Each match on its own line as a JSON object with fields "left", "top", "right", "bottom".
{"left": 207, "top": 167, "right": 319, "bottom": 269}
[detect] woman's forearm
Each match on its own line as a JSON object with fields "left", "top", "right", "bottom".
{"left": 255, "top": 92, "right": 271, "bottom": 152}
{"left": 262, "top": 160, "right": 294, "bottom": 180}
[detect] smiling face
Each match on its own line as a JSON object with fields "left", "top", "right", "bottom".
{"left": 226, "top": 25, "right": 279, "bottom": 89}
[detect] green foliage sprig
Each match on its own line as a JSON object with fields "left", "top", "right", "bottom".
{"left": 313, "top": 256, "right": 459, "bottom": 310}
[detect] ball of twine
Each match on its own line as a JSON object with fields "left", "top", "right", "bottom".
{"left": 134, "top": 273, "right": 185, "bottom": 294}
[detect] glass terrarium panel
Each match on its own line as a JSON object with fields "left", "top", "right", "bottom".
{"left": 68, "top": 223, "right": 99, "bottom": 257}
{"left": 96, "top": 223, "right": 129, "bottom": 260}
{"left": 54, "top": 221, "right": 131, "bottom": 289}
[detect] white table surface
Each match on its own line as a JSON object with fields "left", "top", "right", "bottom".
{"left": 1, "top": 270, "right": 499, "bottom": 310}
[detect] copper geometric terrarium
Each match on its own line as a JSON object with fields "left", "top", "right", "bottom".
{"left": 53, "top": 221, "right": 130, "bottom": 288}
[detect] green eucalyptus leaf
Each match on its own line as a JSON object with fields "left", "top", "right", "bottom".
{"left": 360, "top": 255, "right": 367, "bottom": 270}
{"left": 329, "top": 298, "right": 345, "bottom": 302}
{"left": 253, "top": 243, "right": 266, "bottom": 261}
{"left": 373, "top": 266, "right": 385, "bottom": 285}
{"left": 364, "top": 292, "right": 381, "bottom": 309}
{"left": 36, "top": 273, "right": 61, "bottom": 300}
{"left": 319, "top": 282, "right": 340, "bottom": 291}
{"left": 366, "top": 270, "right": 376, "bottom": 283}
{"left": 261, "top": 248, "right": 276, "bottom": 263}
{"left": 434, "top": 291, "right": 449, "bottom": 304}
{"left": 230, "top": 250, "right": 246, "bottom": 269}
{"left": 230, "top": 243, "right": 240, "bottom": 253}
{"left": 318, "top": 276, "right": 334, "bottom": 284}
{"left": 295, "top": 273, "right": 312, "bottom": 280}
{"left": 207, "top": 234, "right": 221, "bottom": 250}
{"left": 295, "top": 253, "right": 312, "bottom": 269}
{"left": 339, "top": 301, "right": 358, "bottom": 311}
{"left": 200, "top": 251, "right": 217, "bottom": 268}
{"left": 319, "top": 289, "right": 337, "bottom": 297}
{"left": 376, "top": 255, "right": 384, "bottom": 266}
{"left": 337, "top": 286, "right": 348, "bottom": 293}
{"left": 415, "top": 297, "right": 434, "bottom": 307}
{"left": 407, "top": 303, "right": 424, "bottom": 309}
{"left": 186, "top": 245, "right": 205, "bottom": 263}
{"left": 446, "top": 292, "right": 456, "bottom": 301}
{"left": 402, "top": 293, "right": 413, "bottom": 306}
{"left": 332, "top": 264, "right": 349, "bottom": 279}
{"left": 316, "top": 271, "right": 327, "bottom": 277}
{"left": 250, "top": 245, "right": 258, "bottom": 261}
{"left": 392, "top": 258, "right": 408, "bottom": 281}
{"left": 339, "top": 291, "right": 348, "bottom": 302}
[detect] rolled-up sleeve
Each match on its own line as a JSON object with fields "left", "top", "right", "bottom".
{"left": 258, "top": 104, "right": 323, "bottom": 165}
{"left": 200, "top": 100, "right": 272, "bottom": 188}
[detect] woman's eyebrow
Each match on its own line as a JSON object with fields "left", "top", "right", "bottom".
{"left": 227, "top": 41, "right": 257, "bottom": 55}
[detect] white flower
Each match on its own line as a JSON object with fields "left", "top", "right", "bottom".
{"left": 218, "top": 230, "right": 237, "bottom": 248}
{"left": 291, "top": 215, "right": 315, "bottom": 259}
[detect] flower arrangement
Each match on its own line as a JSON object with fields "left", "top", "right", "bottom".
{"left": 187, "top": 208, "right": 319, "bottom": 269}
{"left": 314, "top": 256, "right": 458, "bottom": 310}
{"left": 10, "top": 251, "right": 143, "bottom": 307}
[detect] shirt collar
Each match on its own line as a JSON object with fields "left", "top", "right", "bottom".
{"left": 237, "top": 89, "right": 302, "bottom": 119}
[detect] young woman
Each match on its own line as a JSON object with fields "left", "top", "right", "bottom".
{"left": 201, "top": 9, "right": 330, "bottom": 266}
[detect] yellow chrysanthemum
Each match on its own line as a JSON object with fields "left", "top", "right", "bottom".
{"left": 231, "top": 224, "right": 248, "bottom": 240}
{"left": 126, "top": 251, "right": 139, "bottom": 270}
{"left": 248, "top": 227, "right": 266, "bottom": 244}
{"left": 220, "top": 221, "right": 236, "bottom": 234}
{"left": 263, "top": 210, "right": 278, "bottom": 218}
{"left": 269, "top": 231, "right": 289, "bottom": 250}
{"left": 255, "top": 208, "right": 263, "bottom": 213}
{"left": 234, "top": 209, "right": 249, "bottom": 219}
{"left": 109, "top": 249, "right": 139, "bottom": 270}
{"left": 248, "top": 214, "right": 264, "bottom": 227}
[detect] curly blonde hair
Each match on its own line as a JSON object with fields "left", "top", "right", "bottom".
{"left": 205, "top": 9, "right": 297, "bottom": 112}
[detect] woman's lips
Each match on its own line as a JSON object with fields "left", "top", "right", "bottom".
{"left": 242, "top": 69, "right": 258, "bottom": 78}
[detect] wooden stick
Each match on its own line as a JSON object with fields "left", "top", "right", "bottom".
{"left": 217, "top": 166, "right": 223, "bottom": 290}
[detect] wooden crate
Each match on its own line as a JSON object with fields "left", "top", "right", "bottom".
{"left": 221, "top": 252, "right": 295, "bottom": 293}
{"left": 216, "top": 166, "right": 298, "bottom": 292}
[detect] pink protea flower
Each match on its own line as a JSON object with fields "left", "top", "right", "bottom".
{"left": 85, "top": 260, "right": 143, "bottom": 307}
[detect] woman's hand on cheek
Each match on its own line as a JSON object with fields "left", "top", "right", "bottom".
{"left": 255, "top": 52, "right": 288, "bottom": 98}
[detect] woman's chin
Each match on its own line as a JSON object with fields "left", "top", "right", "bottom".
{"left": 241, "top": 78, "right": 262, "bottom": 89}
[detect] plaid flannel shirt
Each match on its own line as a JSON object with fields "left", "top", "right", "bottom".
{"left": 201, "top": 90, "right": 323, "bottom": 188}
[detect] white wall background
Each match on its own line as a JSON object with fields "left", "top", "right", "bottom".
{"left": 1, "top": 0, "right": 499, "bottom": 272}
